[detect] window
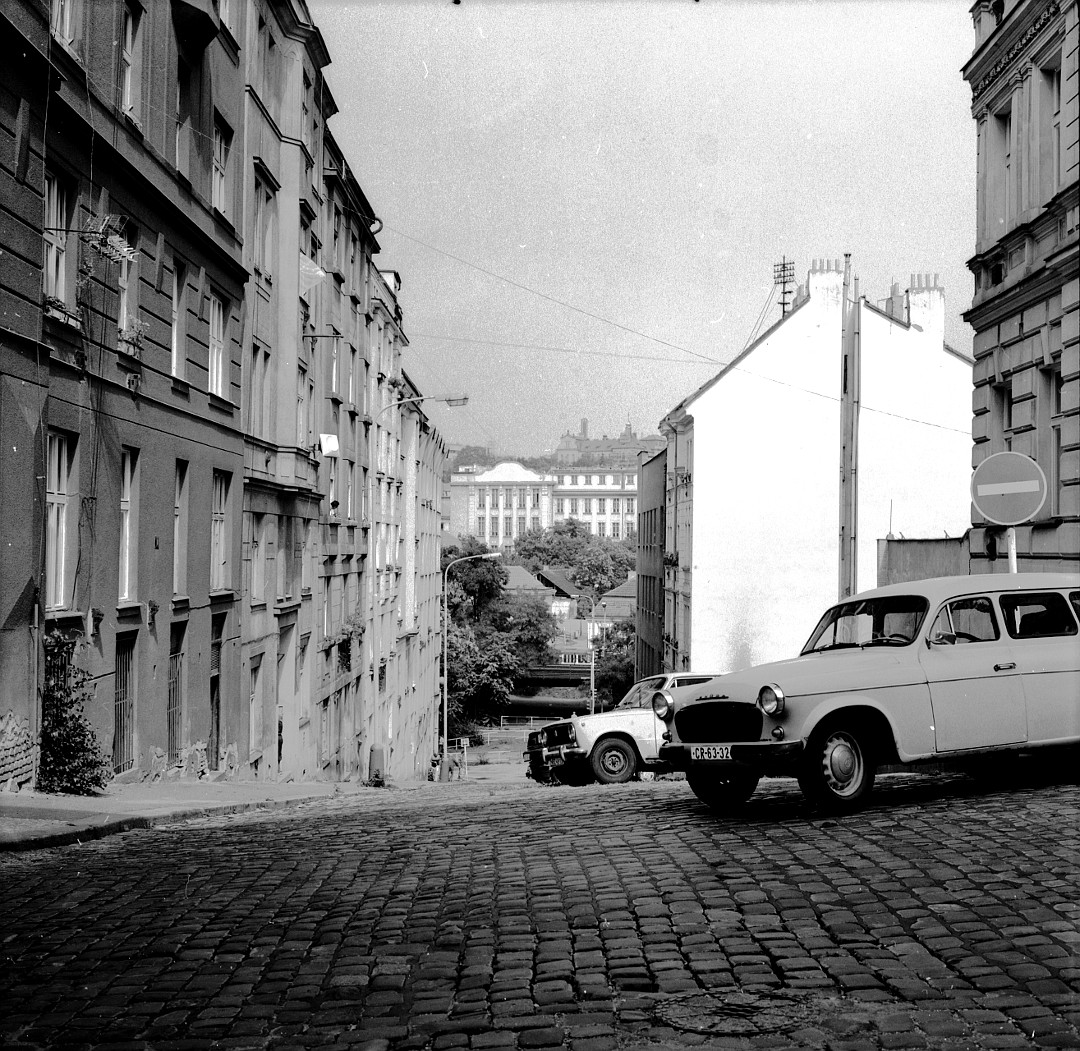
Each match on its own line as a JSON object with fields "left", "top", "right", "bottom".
{"left": 119, "top": 4, "right": 139, "bottom": 116}
{"left": 612, "top": 498, "right": 621, "bottom": 513}
{"left": 43, "top": 173, "right": 70, "bottom": 303}
{"left": 168, "top": 624, "right": 185, "bottom": 764}
{"left": 555, "top": 498, "right": 564, "bottom": 515}
{"left": 346, "top": 462, "right": 355, "bottom": 519}
{"left": 46, "top": 432, "right": 74, "bottom": 610}
{"left": 175, "top": 60, "right": 192, "bottom": 175}
{"left": 997, "top": 108, "right": 1013, "bottom": 226}
{"left": 583, "top": 499, "right": 591, "bottom": 514}
{"left": 213, "top": 120, "right": 232, "bottom": 214}
{"left": 114, "top": 635, "right": 135, "bottom": 773}
{"left": 253, "top": 176, "right": 275, "bottom": 274}
{"left": 211, "top": 470, "right": 231, "bottom": 590}
{"left": 997, "top": 383, "right": 1015, "bottom": 449}
{"left": 330, "top": 331, "right": 340, "bottom": 393}
{"left": 328, "top": 459, "right": 338, "bottom": 515}
{"left": 612, "top": 522, "right": 620, "bottom": 539}
{"left": 569, "top": 499, "right": 578, "bottom": 515}
{"left": 530, "top": 515, "right": 539, "bottom": 531}
{"left": 477, "top": 518, "right": 485, "bottom": 536}
{"left": 249, "top": 656, "right": 263, "bottom": 759}
{"left": 597, "top": 522, "right": 606, "bottom": 537}
{"left": 503, "top": 515, "right": 511, "bottom": 535}
{"left": 116, "top": 222, "right": 138, "bottom": 338}
{"left": 251, "top": 513, "right": 265, "bottom": 603}
{"left": 249, "top": 344, "right": 268, "bottom": 437}
{"left": 296, "top": 364, "right": 307, "bottom": 444}
{"left": 171, "top": 261, "right": 186, "bottom": 377}
{"left": 627, "top": 498, "right": 635, "bottom": 514}
{"left": 1000, "top": 592, "right": 1078, "bottom": 639}
{"left": 597, "top": 498, "right": 606, "bottom": 514}
{"left": 301, "top": 72, "right": 313, "bottom": 152}
{"left": 489, "top": 516, "right": 497, "bottom": 537}
{"left": 173, "top": 461, "right": 188, "bottom": 596}
{"left": 51, "top": 0, "right": 77, "bottom": 44}
{"left": 929, "top": 596, "right": 999, "bottom": 644}
{"left": 118, "top": 447, "right": 138, "bottom": 601}
{"left": 348, "top": 346, "right": 357, "bottom": 403}
{"left": 516, "top": 515, "right": 525, "bottom": 534}
{"left": 209, "top": 294, "right": 226, "bottom": 397}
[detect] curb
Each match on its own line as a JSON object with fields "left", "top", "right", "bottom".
{"left": 0, "top": 793, "right": 335, "bottom": 853}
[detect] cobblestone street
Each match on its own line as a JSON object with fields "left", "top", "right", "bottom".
{"left": 1, "top": 770, "right": 1078, "bottom": 1051}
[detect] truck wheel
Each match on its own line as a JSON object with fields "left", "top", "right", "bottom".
{"left": 798, "top": 724, "right": 876, "bottom": 811}
{"left": 686, "top": 768, "right": 759, "bottom": 812}
{"left": 590, "top": 739, "right": 636, "bottom": 784}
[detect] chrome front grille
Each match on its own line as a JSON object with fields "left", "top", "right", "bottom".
{"left": 673, "top": 701, "right": 763, "bottom": 743}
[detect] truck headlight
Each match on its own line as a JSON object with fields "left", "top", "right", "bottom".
{"left": 757, "top": 683, "right": 785, "bottom": 716}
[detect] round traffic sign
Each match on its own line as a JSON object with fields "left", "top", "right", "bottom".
{"left": 970, "top": 451, "right": 1047, "bottom": 526}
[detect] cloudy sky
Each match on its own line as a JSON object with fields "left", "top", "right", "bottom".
{"left": 311, "top": 0, "right": 976, "bottom": 454}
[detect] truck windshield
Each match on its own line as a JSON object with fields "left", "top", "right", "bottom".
{"left": 801, "top": 595, "right": 929, "bottom": 654}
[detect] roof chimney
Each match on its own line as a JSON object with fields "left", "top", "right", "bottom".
{"left": 580, "top": 418, "right": 588, "bottom": 438}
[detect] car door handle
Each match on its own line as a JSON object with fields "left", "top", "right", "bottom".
{"left": 994, "top": 662, "right": 1016, "bottom": 671}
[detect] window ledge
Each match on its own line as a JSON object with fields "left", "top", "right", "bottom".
{"left": 209, "top": 589, "right": 236, "bottom": 603}
{"left": 275, "top": 597, "right": 301, "bottom": 615}
{"left": 172, "top": 595, "right": 190, "bottom": 611}
{"left": 330, "top": 391, "right": 343, "bottom": 405}
{"left": 208, "top": 392, "right": 236, "bottom": 413}
{"left": 45, "top": 608, "right": 86, "bottom": 628}
{"left": 44, "top": 301, "right": 82, "bottom": 328}
{"left": 116, "top": 601, "right": 143, "bottom": 619}
{"left": 250, "top": 600, "right": 268, "bottom": 611}
{"left": 171, "top": 376, "right": 190, "bottom": 396}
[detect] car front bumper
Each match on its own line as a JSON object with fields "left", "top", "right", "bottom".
{"left": 524, "top": 745, "right": 588, "bottom": 769}
{"left": 658, "top": 740, "right": 804, "bottom": 773}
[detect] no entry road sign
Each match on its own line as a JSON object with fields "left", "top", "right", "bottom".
{"left": 970, "top": 451, "right": 1047, "bottom": 527}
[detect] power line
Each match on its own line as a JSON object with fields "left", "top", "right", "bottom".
{"left": 410, "top": 331, "right": 722, "bottom": 366}
{"left": 383, "top": 223, "right": 724, "bottom": 366}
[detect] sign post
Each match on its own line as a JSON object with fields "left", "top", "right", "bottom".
{"left": 970, "top": 452, "right": 1048, "bottom": 573}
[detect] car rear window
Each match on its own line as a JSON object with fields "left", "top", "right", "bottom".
{"left": 999, "top": 592, "right": 1079, "bottom": 639}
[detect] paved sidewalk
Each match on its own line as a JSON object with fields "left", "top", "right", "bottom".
{"left": 0, "top": 755, "right": 531, "bottom": 851}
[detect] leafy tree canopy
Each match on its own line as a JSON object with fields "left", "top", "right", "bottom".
{"left": 442, "top": 538, "right": 506, "bottom": 622}
{"left": 594, "top": 619, "right": 637, "bottom": 708}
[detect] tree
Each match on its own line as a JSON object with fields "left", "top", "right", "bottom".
{"left": 569, "top": 542, "right": 635, "bottom": 596}
{"left": 513, "top": 519, "right": 594, "bottom": 574}
{"left": 445, "top": 620, "right": 518, "bottom": 734}
{"left": 442, "top": 538, "right": 506, "bottom": 621}
{"left": 477, "top": 593, "right": 558, "bottom": 669}
{"left": 594, "top": 620, "right": 637, "bottom": 707}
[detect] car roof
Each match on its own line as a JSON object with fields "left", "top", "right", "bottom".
{"left": 849, "top": 572, "right": 1080, "bottom": 606}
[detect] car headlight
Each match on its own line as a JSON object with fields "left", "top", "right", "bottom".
{"left": 757, "top": 683, "right": 785, "bottom": 716}
{"left": 652, "top": 690, "right": 674, "bottom": 721}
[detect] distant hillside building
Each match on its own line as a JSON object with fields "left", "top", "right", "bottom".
{"left": 554, "top": 419, "right": 665, "bottom": 466}
{"left": 448, "top": 461, "right": 641, "bottom": 547}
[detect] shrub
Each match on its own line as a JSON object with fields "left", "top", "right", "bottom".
{"left": 38, "top": 633, "right": 113, "bottom": 795}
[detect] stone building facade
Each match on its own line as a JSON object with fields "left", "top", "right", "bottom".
{"left": 0, "top": 0, "right": 447, "bottom": 788}
{"left": 963, "top": 0, "right": 1079, "bottom": 570}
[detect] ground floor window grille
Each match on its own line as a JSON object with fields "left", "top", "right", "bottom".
{"left": 113, "top": 636, "right": 136, "bottom": 773}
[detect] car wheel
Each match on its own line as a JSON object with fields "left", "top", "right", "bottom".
{"left": 686, "top": 768, "right": 759, "bottom": 812}
{"left": 590, "top": 739, "right": 636, "bottom": 784}
{"left": 798, "top": 724, "right": 876, "bottom": 811}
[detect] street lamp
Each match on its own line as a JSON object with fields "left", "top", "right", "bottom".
{"left": 441, "top": 551, "right": 501, "bottom": 780}
{"left": 366, "top": 392, "right": 467, "bottom": 780}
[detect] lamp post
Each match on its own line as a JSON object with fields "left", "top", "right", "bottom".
{"left": 578, "top": 594, "right": 598, "bottom": 715}
{"left": 366, "top": 392, "right": 467, "bottom": 780}
{"left": 441, "top": 551, "right": 501, "bottom": 780}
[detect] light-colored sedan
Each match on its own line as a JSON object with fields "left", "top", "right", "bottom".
{"left": 524, "top": 672, "right": 718, "bottom": 784}
{"left": 653, "top": 573, "right": 1080, "bottom": 812}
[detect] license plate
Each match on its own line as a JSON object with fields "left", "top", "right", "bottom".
{"left": 548, "top": 755, "right": 564, "bottom": 768}
{"left": 691, "top": 745, "right": 733, "bottom": 761}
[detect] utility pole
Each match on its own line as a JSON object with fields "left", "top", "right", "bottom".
{"left": 773, "top": 256, "right": 795, "bottom": 317}
{"left": 838, "top": 254, "right": 861, "bottom": 600}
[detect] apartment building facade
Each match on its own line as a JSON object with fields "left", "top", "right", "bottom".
{"left": 0, "top": 0, "right": 248, "bottom": 787}
{"left": 0, "top": 0, "right": 447, "bottom": 788}
{"left": 963, "top": 0, "right": 1079, "bottom": 570}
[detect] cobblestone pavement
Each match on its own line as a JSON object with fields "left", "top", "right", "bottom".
{"left": 1, "top": 770, "right": 1078, "bottom": 1051}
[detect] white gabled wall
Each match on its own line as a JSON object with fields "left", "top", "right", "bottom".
{"left": 667, "top": 261, "right": 973, "bottom": 674}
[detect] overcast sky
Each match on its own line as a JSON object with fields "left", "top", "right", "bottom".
{"left": 311, "top": 0, "right": 976, "bottom": 454}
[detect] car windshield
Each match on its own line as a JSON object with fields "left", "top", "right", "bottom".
{"left": 616, "top": 677, "right": 666, "bottom": 708}
{"left": 801, "top": 595, "right": 929, "bottom": 654}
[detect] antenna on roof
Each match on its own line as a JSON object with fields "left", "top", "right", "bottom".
{"left": 773, "top": 256, "right": 795, "bottom": 317}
